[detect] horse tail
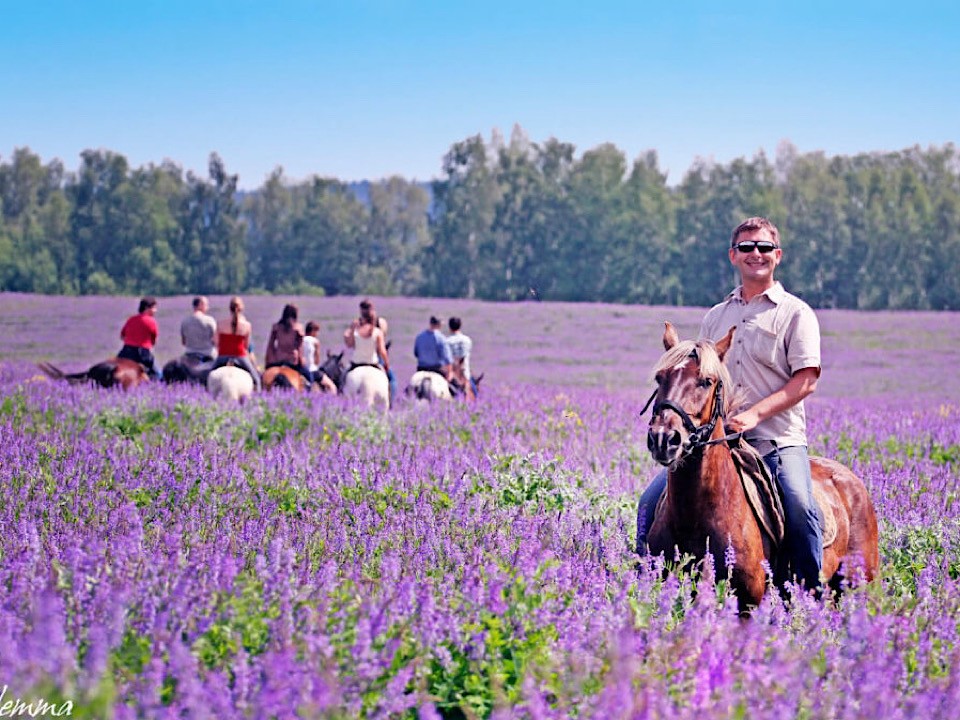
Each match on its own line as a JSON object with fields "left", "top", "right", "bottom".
{"left": 38, "top": 362, "right": 92, "bottom": 384}
{"left": 37, "top": 362, "right": 65, "bottom": 380}
{"left": 416, "top": 376, "right": 432, "bottom": 400}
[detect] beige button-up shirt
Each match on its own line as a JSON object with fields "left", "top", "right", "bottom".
{"left": 699, "top": 282, "right": 821, "bottom": 451}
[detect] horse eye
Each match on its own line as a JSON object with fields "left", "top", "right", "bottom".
{"left": 697, "top": 377, "right": 712, "bottom": 388}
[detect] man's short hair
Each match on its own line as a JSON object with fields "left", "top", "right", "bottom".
{"left": 192, "top": 296, "right": 206, "bottom": 310}
{"left": 731, "top": 217, "right": 780, "bottom": 247}
{"left": 429, "top": 316, "right": 441, "bottom": 327}
{"left": 359, "top": 299, "right": 373, "bottom": 312}
{"left": 448, "top": 317, "right": 462, "bottom": 332}
{"left": 139, "top": 296, "right": 157, "bottom": 313}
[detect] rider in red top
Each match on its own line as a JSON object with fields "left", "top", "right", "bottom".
{"left": 118, "top": 297, "right": 162, "bottom": 379}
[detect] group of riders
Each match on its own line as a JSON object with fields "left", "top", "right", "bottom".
{"left": 117, "top": 295, "right": 477, "bottom": 403}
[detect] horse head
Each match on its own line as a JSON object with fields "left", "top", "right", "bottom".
{"left": 646, "top": 322, "right": 735, "bottom": 467}
{"left": 321, "top": 351, "right": 346, "bottom": 390}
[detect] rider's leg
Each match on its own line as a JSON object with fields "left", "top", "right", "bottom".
{"left": 294, "top": 364, "right": 313, "bottom": 387}
{"left": 144, "top": 351, "right": 162, "bottom": 380}
{"left": 318, "top": 372, "right": 337, "bottom": 394}
{"left": 386, "top": 367, "right": 397, "bottom": 406}
{"left": 237, "top": 356, "right": 262, "bottom": 391}
{"left": 763, "top": 445, "right": 823, "bottom": 591}
{"left": 636, "top": 468, "right": 668, "bottom": 555}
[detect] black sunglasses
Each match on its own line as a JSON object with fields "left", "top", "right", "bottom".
{"left": 733, "top": 240, "right": 779, "bottom": 254}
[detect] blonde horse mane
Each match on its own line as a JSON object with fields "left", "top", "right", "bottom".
{"left": 652, "top": 339, "right": 736, "bottom": 415}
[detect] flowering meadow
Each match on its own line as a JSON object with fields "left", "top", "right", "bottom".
{"left": 2, "top": 293, "right": 960, "bottom": 719}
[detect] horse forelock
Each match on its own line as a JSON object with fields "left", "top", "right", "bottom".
{"left": 651, "top": 339, "right": 734, "bottom": 413}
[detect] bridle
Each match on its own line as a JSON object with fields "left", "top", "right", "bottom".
{"left": 640, "top": 359, "right": 742, "bottom": 454}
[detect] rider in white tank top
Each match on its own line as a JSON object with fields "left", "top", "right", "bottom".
{"left": 352, "top": 329, "right": 381, "bottom": 365}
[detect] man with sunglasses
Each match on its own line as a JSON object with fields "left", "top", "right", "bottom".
{"left": 637, "top": 216, "right": 824, "bottom": 594}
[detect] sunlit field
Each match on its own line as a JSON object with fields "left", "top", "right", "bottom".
{"left": 2, "top": 293, "right": 960, "bottom": 718}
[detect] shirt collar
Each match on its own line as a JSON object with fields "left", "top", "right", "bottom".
{"left": 729, "top": 281, "right": 785, "bottom": 304}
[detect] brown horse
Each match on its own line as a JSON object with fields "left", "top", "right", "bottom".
{"left": 449, "top": 360, "right": 483, "bottom": 401}
{"left": 38, "top": 358, "right": 148, "bottom": 390}
{"left": 643, "top": 322, "right": 878, "bottom": 611}
{"left": 262, "top": 365, "right": 306, "bottom": 392}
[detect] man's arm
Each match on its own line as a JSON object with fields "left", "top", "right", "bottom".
{"left": 726, "top": 367, "right": 819, "bottom": 433}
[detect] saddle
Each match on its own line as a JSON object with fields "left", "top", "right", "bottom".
{"left": 182, "top": 353, "right": 214, "bottom": 374}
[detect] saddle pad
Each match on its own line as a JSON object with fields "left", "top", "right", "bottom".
{"left": 731, "top": 442, "right": 786, "bottom": 547}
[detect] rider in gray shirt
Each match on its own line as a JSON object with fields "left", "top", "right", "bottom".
{"left": 180, "top": 296, "right": 218, "bottom": 362}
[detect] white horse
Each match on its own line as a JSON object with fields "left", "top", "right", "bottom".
{"left": 406, "top": 370, "right": 452, "bottom": 402}
{"left": 341, "top": 365, "right": 390, "bottom": 412}
{"left": 207, "top": 366, "right": 255, "bottom": 403}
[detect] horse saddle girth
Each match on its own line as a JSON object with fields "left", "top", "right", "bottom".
{"left": 729, "top": 440, "right": 838, "bottom": 549}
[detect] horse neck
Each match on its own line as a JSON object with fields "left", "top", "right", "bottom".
{"left": 665, "top": 442, "right": 743, "bottom": 521}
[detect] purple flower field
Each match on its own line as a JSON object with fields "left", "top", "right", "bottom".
{"left": 1, "top": 293, "right": 960, "bottom": 718}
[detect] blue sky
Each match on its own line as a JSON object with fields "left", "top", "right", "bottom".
{"left": 2, "top": 1, "right": 957, "bottom": 188}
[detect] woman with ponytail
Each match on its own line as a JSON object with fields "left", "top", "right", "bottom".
{"left": 212, "top": 296, "right": 261, "bottom": 391}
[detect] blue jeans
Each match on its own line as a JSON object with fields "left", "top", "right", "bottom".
{"left": 386, "top": 367, "right": 397, "bottom": 404}
{"left": 636, "top": 445, "right": 823, "bottom": 589}
{"left": 213, "top": 355, "right": 261, "bottom": 391}
{"left": 118, "top": 345, "right": 161, "bottom": 380}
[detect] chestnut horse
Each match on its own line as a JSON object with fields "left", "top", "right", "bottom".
{"left": 38, "top": 359, "right": 148, "bottom": 390}
{"left": 643, "top": 322, "right": 878, "bottom": 611}
{"left": 262, "top": 354, "right": 345, "bottom": 393}
{"left": 262, "top": 365, "right": 307, "bottom": 392}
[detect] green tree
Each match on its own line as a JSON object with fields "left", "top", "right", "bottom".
{"left": 179, "top": 154, "right": 246, "bottom": 293}
{"left": 426, "top": 134, "right": 500, "bottom": 298}
{"left": 362, "top": 176, "right": 430, "bottom": 295}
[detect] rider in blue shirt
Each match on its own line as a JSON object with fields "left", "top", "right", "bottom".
{"left": 413, "top": 316, "right": 453, "bottom": 379}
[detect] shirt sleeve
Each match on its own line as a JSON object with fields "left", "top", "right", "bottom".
{"left": 698, "top": 304, "right": 721, "bottom": 341}
{"left": 786, "top": 304, "right": 821, "bottom": 375}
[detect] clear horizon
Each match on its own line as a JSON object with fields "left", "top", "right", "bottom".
{"left": 2, "top": 1, "right": 957, "bottom": 189}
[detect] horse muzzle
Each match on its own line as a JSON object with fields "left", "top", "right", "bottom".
{"left": 647, "top": 425, "right": 683, "bottom": 466}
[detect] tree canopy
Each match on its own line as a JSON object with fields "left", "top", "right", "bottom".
{"left": 2, "top": 133, "right": 959, "bottom": 309}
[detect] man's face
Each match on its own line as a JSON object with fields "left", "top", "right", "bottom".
{"left": 198, "top": 298, "right": 209, "bottom": 313}
{"left": 728, "top": 227, "right": 782, "bottom": 285}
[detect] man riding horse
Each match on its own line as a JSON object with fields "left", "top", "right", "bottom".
{"left": 638, "top": 216, "right": 825, "bottom": 593}
{"left": 118, "top": 297, "right": 162, "bottom": 380}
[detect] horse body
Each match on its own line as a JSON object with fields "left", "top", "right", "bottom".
{"left": 645, "top": 322, "right": 878, "bottom": 611}
{"left": 162, "top": 355, "right": 214, "bottom": 385}
{"left": 406, "top": 370, "right": 484, "bottom": 403}
{"left": 38, "top": 359, "right": 147, "bottom": 390}
{"left": 342, "top": 365, "right": 389, "bottom": 411}
{"left": 262, "top": 365, "right": 306, "bottom": 392}
{"left": 406, "top": 371, "right": 452, "bottom": 402}
{"left": 207, "top": 366, "right": 254, "bottom": 403}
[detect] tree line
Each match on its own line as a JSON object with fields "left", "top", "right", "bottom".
{"left": 2, "top": 129, "right": 959, "bottom": 309}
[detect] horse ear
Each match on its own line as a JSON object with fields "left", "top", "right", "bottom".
{"left": 663, "top": 321, "right": 680, "bottom": 350}
{"left": 475, "top": 373, "right": 484, "bottom": 386}
{"left": 714, "top": 326, "right": 736, "bottom": 361}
